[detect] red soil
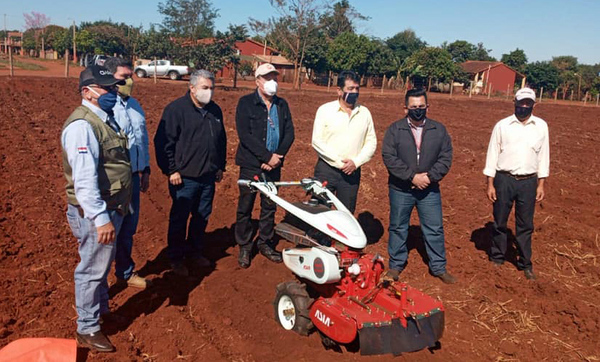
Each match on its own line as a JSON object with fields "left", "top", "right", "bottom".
{"left": 1, "top": 75, "right": 599, "bottom": 361}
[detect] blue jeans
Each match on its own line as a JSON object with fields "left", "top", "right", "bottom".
{"left": 388, "top": 186, "right": 447, "bottom": 275}
{"left": 66, "top": 204, "right": 124, "bottom": 334}
{"left": 167, "top": 176, "right": 215, "bottom": 264}
{"left": 115, "top": 173, "right": 140, "bottom": 280}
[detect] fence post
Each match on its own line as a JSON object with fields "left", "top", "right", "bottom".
{"left": 327, "top": 70, "right": 332, "bottom": 92}
{"left": 381, "top": 74, "right": 386, "bottom": 94}
{"left": 584, "top": 91, "right": 588, "bottom": 106}
{"left": 539, "top": 87, "right": 543, "bottom": 103}
{"left": 506, "top": 84, "right": 510, "bottom": 100}
{"left": 596, "top": 93, "right": 599, "bottom": 107}
{"left": 65, "top": 49, "right": 69, "bottom": 78}
{"left": 8, "top": 46, "right": 14, "bottom": 77}
{"left": 487, "top": 83, "right": 492, "bottom": 99}
{"left": 554, "top": 88, "right": 558, "bottom": 103}
{"left": 469, "top": 81, "right": 473, "bottom": 98}
{"left": 449, "top": 79, "right": 454, "bottom": 98}
{"left": 153, "top": 57, "right": 157, "bottom": 84}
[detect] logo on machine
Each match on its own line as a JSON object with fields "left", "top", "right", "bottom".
{"left": 314, "top": 309, "right": 331, "bottom": 327}
{"left": 313, "top": 257, "right": 325, "bottom": 278}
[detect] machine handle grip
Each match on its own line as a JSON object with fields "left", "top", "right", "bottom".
{"left": 237, "top": 179, "right": 252, "bottom": 188}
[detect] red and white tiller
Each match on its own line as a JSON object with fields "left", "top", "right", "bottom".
{"left": 238, "top": 177, "right": 445, "bottom": 356}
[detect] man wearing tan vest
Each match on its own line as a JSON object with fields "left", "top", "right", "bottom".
{"left": 61, "top": 65, "right": 130, "bottom": 352}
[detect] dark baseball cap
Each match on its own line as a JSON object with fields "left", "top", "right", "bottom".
{"left": 79, "top": 65, "right": 125, "bottom": 90}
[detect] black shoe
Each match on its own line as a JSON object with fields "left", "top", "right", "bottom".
{"left": 490, "top": 259, "right": 504, "bottom": 267}
{"left": 258, "top": 244, "right": 283, "bottom": 263}
{"left": 238, "top": 246, "right": 251, "bottom": 269}
{"left": 524, "top": 269, "right": 537, "bottom": 280}
{"left": 76, "top": 331, "right": 115, "bottom": 352}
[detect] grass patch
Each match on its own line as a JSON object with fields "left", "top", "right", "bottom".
{"left": 0, "top": 58, "right": 47, "bottom": 71}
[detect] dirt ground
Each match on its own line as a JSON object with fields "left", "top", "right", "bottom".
{"left": 1, "top": 74, "right": 599, "bottom": 362}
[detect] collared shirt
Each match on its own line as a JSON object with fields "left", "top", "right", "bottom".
{"left": 263, "top": 99, "right": 280, "bottom": 152}
{"left": 311, "top": 100, "right": 377, "bottom": 169}
{"left": 408, "top": 118, "right": 426, "bottom": 163}
{"left": 61, "top": 99, "right": 123, "bottom": 227}
{"left": 113, "top": 95, "right": 150, "bottom": 173}
{"left": 483, "top": 114, "right": 550, "bottom": 178}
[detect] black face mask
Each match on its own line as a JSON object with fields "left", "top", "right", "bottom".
{"left": 343, "top": 92, "right": 359, "bottom": 105}
{"left": 515, "top": 106, "right": 533, "bottom": 120}
{"left": 408, "top": 108, "right": 427, "bottom": 122}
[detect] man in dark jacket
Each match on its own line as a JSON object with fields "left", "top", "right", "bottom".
{"left": 154, "top": 70, "right": 227, "bottom": 277}
{"left": 382, "top": 88, "right": 456, "bottom": 284}
{"left": 235, "top": 63, "right": 295, "bottom": 268}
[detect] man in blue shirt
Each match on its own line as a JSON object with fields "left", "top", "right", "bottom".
{"left": 105, "top": 57, "right": 151, "bottom": 289}
{"left": 62, "top": 65, "right": 129, "bottom": 352}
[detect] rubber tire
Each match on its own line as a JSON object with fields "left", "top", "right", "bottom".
{"left": 168, "top": 71, "right": 180, "bottom": 80}
{"left": 273, "top": 281, "right": 314, "bottom": 336}
{"left": 136, "top": 69, "right": 146, "bottom": 78}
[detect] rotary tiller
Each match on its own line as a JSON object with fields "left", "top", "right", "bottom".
{"left": 238, "top": 177, "right": 444, "bottom": 356}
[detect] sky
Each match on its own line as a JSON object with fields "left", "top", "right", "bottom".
{"left": 3, "top": 0, "right": 599, "bottom": 64}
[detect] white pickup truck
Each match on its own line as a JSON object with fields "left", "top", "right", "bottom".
{"left": 134, "top": 60, "right": 191, "bottom": 80}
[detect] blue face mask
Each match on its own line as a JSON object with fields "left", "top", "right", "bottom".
{"left": 88, "top": 87, "right": 118, "bottom": 113}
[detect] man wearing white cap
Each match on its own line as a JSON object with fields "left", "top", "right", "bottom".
{"left": 234, "top": 63, "right": 295, "bottom": 268}
{"left": 483, "top": 87, "right": 550, "bottom": 280}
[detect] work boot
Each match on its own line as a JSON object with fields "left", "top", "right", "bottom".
{"left": 76, "top": 331, "right": 115, "bottom": 352}
{"left": 258, "top": 244, "right": 283, "bottom": 263}
{"left": 238, "top": 245, "right": 252, "bottom": 269}
{"left": 189, "top": 255, "right": 212, "bottom": 268}
{"left": 170, "top": 262, "right": 189, "bottom": 277}
{"left": 116, "top": 272, "right": 151, "bottom": 289}
{"left": 383, "top": 269, "right": 400, "bottom": 282}
{"left": 434, "top": 272, "right": 457, "bottom": 284}
{"left": 524, "top": 269, "right": 537, "bottom": 280}
{"left": 490, "top": 259, "right": 504, "bottom": 267}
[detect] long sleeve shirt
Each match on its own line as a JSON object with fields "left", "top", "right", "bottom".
{"left": 311, "top": 100, "right": 377, "bottom": 169}
{"left": 113, "top": 95, "right": 150, "bottom": 173}
{"left": 483, "top": 114, "right": 550, "bottom": 178}
{"left": 61, "top": 100, "right": 122, "bottom": 227}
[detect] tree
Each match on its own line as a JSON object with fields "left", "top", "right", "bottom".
{"left": 501, "top": 48, "right": 527, "bottom": 73}
{"left": 250, "top": 0, "right": 326, "bottom": 89}
{"left": 23, "top": 11, "right": 50, "bottom": 30}
{"left": 524, "top": 61, "right": 560, "bottom": 91}
{"left": 472, "top": 42, "right": 495, "bottom": 61}
{"left": 386, "top": 29, "right": 426, "bottom": 63}
{"left": 302, "top": 31, "right": 329, "bottom": 74}
{"left": 137, "top": 26, "right": 178, "bottom": 60}
{"left": 443, "top": 40, "right": 476, "bottom": 63}
{"left": 402, "top": 47, "right": 459, "bottom": 86}
{"left": 158, "top": 0, "right": 219, "bottom": 39}
{"left": 551, "top": 55, "right": 578, "bottom": 98}
{"left": 366, "top": 39, "right": 399, "bottom": 76}
{"left": 326, "top": 31, "right": 373, "bottom": 75}
{"left": 320, "top": 0, "right": 368, "bottom": 40}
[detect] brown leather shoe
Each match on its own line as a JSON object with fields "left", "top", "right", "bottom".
{"left": 383, "top": 269, "right": 400, "bottom": 282}
{"left": 116, "top": 272, "right": 151, "bottom": 289}
{"left": 238, "top": 246, "right": 251, "bottom": 269}
{"left": 76, "top": 331, "right": 115, "bottom": 352}
{"left": 435, "top": 272, "right": 457, "bottom": 284}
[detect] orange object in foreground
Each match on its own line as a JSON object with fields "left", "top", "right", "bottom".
{"left": 0, "top": 338, "right": 76, "bottom": 362}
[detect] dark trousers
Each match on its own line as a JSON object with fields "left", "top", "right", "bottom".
{"left": 235, "top": 167, "right": 281, "bottom": 248}
{"left": 314, "top": 158, "right": 361, "bottom": 213}
{"left": 115, "top": 172, "right": 140, "bottom": 280}
{"left": 167, "top": 175, "right": 216, "bottom": 264}
{"left": 490, "top": 172, "right": 537, "bottom": 270}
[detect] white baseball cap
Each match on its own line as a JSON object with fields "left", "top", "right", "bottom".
{"left": 255, "top": 63, "right": 279, "bottom": 78}
{"left": 515, "top": 88, "right": 536, "bottom": 102}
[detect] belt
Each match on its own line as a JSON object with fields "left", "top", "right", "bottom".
{"left": 70, "top": 205, "right": 125, "bottom": 218}
{"left": 497, "top": 171, "right": 537, "bottom": 180}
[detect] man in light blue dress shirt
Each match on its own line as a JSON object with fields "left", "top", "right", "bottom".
{"left": 105, "top": 57, "right": 151, "bottom": 289}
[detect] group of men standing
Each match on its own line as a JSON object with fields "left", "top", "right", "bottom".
{"left": 61, "top": 60, "right": 549, "bottom": 352}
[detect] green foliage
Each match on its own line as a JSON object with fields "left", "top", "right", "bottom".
{"left": 158, "top": 0, "right": 219, "bottom": 38}
{"left": 402, "top": 47, "right": 459, "bottom": 83}
{"left": 22, "top": 29, "right": 37, "bottom": 51}
{"left": 385, "top": 29, "right": 426, "bottom": 62}
{"left": 472, "top": 42, "right": 496, "bottom": 61}
{"left": 444, "top": 40, "right": 476, "bottom": 63}
{"left": 367, "top": 39, "right": 399, "bottom": 76}
{"left": 524, "top": 61, "right": 560, "bottom": 91}
{"left": 320, "top": 0, "right": 369, "bottom": 40}
{"left": 303, "top": 32, "right": 329, "bottom": 74}
{"left": 327, "top": 32, "right": 373, "bottom": 75}
{"left": 137, "top": 26, "right": 178, "bottom": 60}
{"left": 501, "top": 48, "right": 527, "bottom": 73}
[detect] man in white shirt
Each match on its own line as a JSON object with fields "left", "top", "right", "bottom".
{"left": 483, "top": 87, "right": 550, "bottom": 280}
{"left": 311, "top": 70, "right": 377, "bottom": 213}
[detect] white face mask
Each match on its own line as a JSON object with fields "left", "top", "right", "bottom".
{"left": 263, "top": 79, "right": 278, "bottom": 96}
{"left": 194, "top": 88, "right": 213, "bottom": 105}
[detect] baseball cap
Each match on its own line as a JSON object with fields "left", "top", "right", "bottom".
{"left": 515, "top": 87, "right": 536, "bottom": 102}
{"left": 255, "top": 63, "right": 279, "bottom": 78}
{"left": 79, "top": 65, "right": 125, "bottom": 90}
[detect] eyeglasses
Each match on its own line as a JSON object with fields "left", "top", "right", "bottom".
{"left": 407, "top": 105, "right": 427, "bottom": 110}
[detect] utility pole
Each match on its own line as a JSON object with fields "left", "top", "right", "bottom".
{"left": 3, "top": 14, "right": 7, "bottom": 55}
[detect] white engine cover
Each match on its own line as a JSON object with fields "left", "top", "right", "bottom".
{"left": 282, "top": 247, "right": 341, "bottom": 284}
